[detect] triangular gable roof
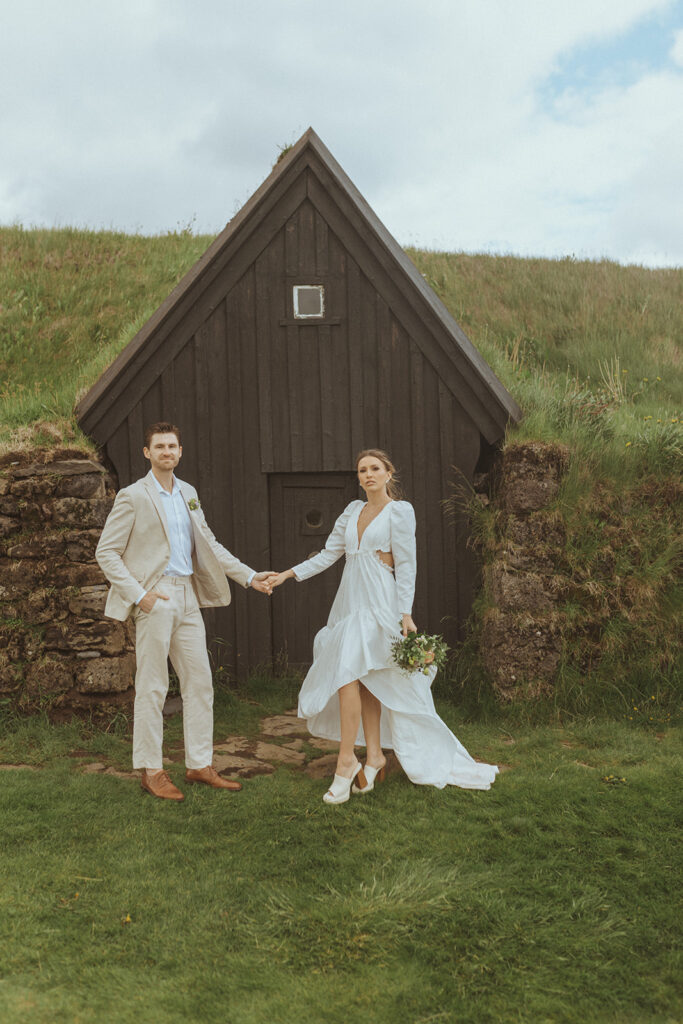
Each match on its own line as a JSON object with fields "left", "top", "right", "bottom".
{"left": 76, "top": 128, "right": 521, "bottom": 444}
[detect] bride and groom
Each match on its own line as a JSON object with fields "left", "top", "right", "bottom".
{"left": 96, "top": 422, "right": 499, "bottom": 803}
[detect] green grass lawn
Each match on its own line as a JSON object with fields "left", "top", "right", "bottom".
{"left": 1, "top": 681, "right": 680, "bottom": 1024}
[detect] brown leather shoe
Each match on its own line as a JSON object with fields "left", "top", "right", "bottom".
{"left": 185, "top": 766, "right": 242, "bottom": 791}
{"left": 141, "top": 770, "right": 185, "bottom": 801}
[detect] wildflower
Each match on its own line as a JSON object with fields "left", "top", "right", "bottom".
{"left": 672, "top": 418, "right": 679, "bottom": 423}
{"left": 657, "top": 419, "right": 662, "bottom": 423}
{"left": 625, "top": 441, "right": 632, "bottom": 447}
{"left": 656, "top": 376, "right": 662, "bottom": 381}
{"left": 622, "top": 369, "right": 628, "bottom": 374}
{"left": 651, "top": 695, "right": 655, "bottom": 700}
{"left": 642, "top": 377, "right": 648, "bottom": 382}
{"left": 122, "top": 913, "right": 132, "bottom": 925}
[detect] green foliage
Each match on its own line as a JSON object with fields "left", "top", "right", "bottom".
{"left": 0, "top": 687, "right": 680, "bottom": 1024}
{"left": 411, "top": 250, "right": 682, "bottom": 486}
{"left": 0, "top": 225, "right": 209, "bottom": 450}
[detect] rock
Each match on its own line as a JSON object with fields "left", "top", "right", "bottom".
{"left": 214, "top": 736, "right": 251, "bottom": 754}
{"left": 103, "top": 767, "right": 140, "bottom": 780}
{"left": 51, "top": 498, "right": 113, "bottom": 529}
{"left": 23, "top": 657, "right": 74, "bottom": 697}
{"left": 64, "top": 530, "right": 102, "bottom": 562}
{"left": 486, "top": 566, "right": 554, "bottom": 612}
{"left": 67, "top": 585, "right": 108, "bottom": 618}
{"left": 0, "top": 516, "right": 20, "bottom": 538}
{"left": 44, "top": 620, "right": 127, "bottom": 656}
{"left": 283, "top": 738, "right": 305, "bottom": 751}
{"left": 10, "top": 477, "right": 57, "bottom": 499}
{"left": 307, "top": 737, "right": 338, "bottom": 752}
{"left": 0, "top": 652, "right": 22, "bottom": 693}
{"left": 12, "top": 459, "right": 107, "bottom": 479}
{"left": 506, "top": 513, "right": 565, "bottom": 548}
{"left": 74, "top": 653, "right": 135, "bottom": 694}
{"left": 52, "top": 564, "right": 106, "bottom": 587}
{"left": 162, "top": 695, "right": 183, "bottom": 717}
{"left": 7, "top": 542, "right": 46, "bottom": 559}
{"left": 503, "top": 479, "right": 560, "bottom": 514}
{"left": 480, "top": 608, "right": 561, "bottom": 700}
{"left": 259, "top": 714, "right": 309, "bottom": 737}
{"left": 212, "top": 753, "right": 275, "bottom": 778}
{"left": 304, "top": 754, "right": 339, "bottom": 779}
{"left": 26, "top": 588, "right": 68, "bottom": 624}
{"left": 499, "top": 443, "right": 570, "bottom": 515}
{"left": 56, "top": 474, "right": 106, "bottom": 499}
{"left": 82, "top": 762, "right": 107, "bottom": 773}
{"left": 252, "top": 741, "right": 306, "bottom": 766}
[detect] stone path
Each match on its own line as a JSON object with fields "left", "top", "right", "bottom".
{"left": 2, "top": 704, "right": 506, "bottom": 780}
{"left": 78, "top": 708, "right": 359, "bottom": 782}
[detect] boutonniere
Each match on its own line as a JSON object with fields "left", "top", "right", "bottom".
{"left": 188, "top": 498, "right": 201, "bottom": 512}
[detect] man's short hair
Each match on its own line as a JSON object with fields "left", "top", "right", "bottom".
{"left": 144, "top": 422, "right": 182, "bottom": 448}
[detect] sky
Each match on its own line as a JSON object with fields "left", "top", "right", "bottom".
{"left": 1, "top": 0, "right": 682, "bottom": 267}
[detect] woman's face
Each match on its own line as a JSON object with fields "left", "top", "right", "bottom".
{"left": 357, "top": 456, "right": 391, "bottom": 497}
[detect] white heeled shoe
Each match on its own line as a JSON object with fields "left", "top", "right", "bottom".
{"left": 352, "top": 762, "right": 387, "bottom": 794}
{"left": 323, "top": 762, "right": 367, "bottom": 804}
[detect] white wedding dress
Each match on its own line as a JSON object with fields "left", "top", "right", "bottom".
{"left": 292, "top": 500, "right": 499, "bottom": 790}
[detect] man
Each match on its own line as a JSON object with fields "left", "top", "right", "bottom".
{"left": 96, "top": 422, "right": 276, "bottom": 802}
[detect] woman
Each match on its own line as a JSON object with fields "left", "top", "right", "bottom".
{"left": 271, "top": 450, "right": 499, "bottom": 803}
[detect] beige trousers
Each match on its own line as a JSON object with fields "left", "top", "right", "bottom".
{"left": 132, "top": 576, "right": 214, "bottom": 771}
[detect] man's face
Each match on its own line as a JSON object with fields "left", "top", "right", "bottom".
{"left": 144, "top": 432, "right": 182, "bottom": 473}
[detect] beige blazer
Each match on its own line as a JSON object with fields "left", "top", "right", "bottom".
{"left": 95, "top": 471, "right": 255, "bottom": 621}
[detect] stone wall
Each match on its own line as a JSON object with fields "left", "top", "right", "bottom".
{"left": 0, "top": 450, "right": 135, "bottom": 717}
{"left": 479, "top": 441, "right": 570, "bottom": 700}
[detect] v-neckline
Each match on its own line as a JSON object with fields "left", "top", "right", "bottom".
{"left": 356, "top": 500, "right": 393, "bottom": 548}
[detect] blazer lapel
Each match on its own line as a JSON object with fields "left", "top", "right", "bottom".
{"left": 143, "top": 472, "right": 171, "bottom": 546}
{"left": 177, "top": 479, "right": 203, "bottom": 550}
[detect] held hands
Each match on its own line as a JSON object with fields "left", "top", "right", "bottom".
{"left": 402, "top": 613, "right": 417, "bottom": 637}
{"left": 251, "top": 571, "right": 279, "bottom": 595}
{"left": 249, "top": 569, "right": 295, "bottom": 595}
{"left": 270, "top": 569, "right": 295, "bottom": 589}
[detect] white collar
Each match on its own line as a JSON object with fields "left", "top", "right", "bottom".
{"left": 148, "top": 469, "right": 179, "bottom": 496}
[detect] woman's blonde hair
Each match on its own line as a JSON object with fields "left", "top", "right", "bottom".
{"left": 355, "top": 449, "right": 403, "bottom": 500}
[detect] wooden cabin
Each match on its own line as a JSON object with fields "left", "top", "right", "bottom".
{"left": 76, "top": 128, "right": 521, "bottom": 677}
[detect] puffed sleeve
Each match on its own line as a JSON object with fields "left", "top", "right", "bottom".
{"left": 291, "top": 501, "right": 361, "bottom": 581}
{"left": 391, "top": 501, "right": 417, "bottom": 614}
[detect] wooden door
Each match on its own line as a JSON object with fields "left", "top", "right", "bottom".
{"left": 270, "top": 472, "right": 359, "bottom": 666}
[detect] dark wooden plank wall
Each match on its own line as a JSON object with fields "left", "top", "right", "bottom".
{"left": 249, "top": 198, "right": 482, "bottom": 644}
{"left": 104, "top": 189, "right": 485, "bottom": 671}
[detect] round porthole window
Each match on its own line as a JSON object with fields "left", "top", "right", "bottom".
{"left": 305, "top": 508, "right": 323, "bottom": 529}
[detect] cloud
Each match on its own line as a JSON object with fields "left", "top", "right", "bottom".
{"left": 0, "top": 0, "right": 680, "bottom": 265}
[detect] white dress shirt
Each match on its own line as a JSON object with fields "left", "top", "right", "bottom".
{"left": 136, "top": 473, "right": 255, "bottom": 603}
{"left": 153, "top": 474, "right": 194, "bottom": 576}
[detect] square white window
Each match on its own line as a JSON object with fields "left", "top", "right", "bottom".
{"left": 293, "top": 285, "right": 325, "bottom": 318}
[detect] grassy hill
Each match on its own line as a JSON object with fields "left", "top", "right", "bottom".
{"left": 1, "top": 225, "right": 680, "bottom": 715}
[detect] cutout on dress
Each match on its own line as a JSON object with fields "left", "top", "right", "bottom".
{"left": 376, "top": 549, "right": 394, "bottom": 572}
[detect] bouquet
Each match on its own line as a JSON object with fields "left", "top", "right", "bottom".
{"left": 391, "top": 626, "right": 449, "bottom": 676}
